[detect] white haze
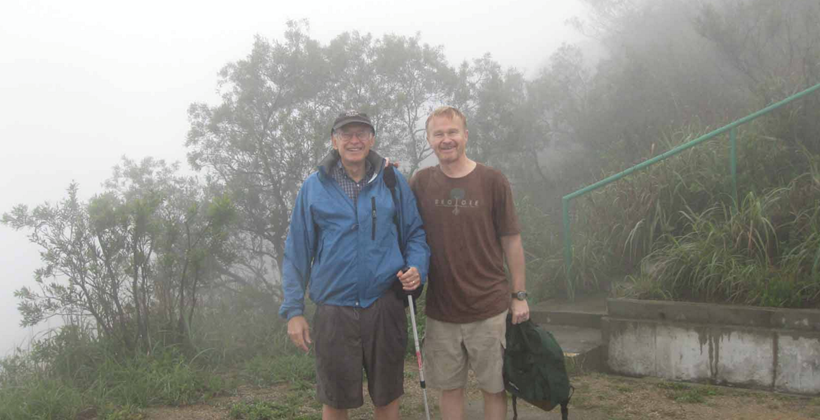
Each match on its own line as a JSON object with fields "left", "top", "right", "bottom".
{"left": 0, "top": 0, "right": 586, "bottom": 354}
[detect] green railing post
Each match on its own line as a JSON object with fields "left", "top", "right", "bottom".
{"left": 562, "top": 197, "right": 574, "bottom": 302}
{"left": 730, "top": 127, "right": 738, "bottom": 211}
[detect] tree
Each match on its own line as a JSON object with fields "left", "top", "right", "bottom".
{"left": 3, "top": 183, "right": 137, "bottom": 351}
{"left": 372, "top": 34, "right": 457, "bottom": 176}
{"left": 186, "top": 23, "right": 462, "bottom": 292}
{"left": 187, "top": 21, "right": 328, "bottom": 292}
{"left": 3, "top": 157, "right": 237, "bottom": 352}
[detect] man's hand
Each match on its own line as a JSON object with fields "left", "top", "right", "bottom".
{"left": 397, "top": 267, "right": 421, "bottom": 291}
{"left": 510, "top": 299, "right": 530, "bottom": 325}
{"left": 384, "top": 158, "right": 400, "bottom": 169}
{"left": 287, "top": 315, "right": 312, "bottom": 353}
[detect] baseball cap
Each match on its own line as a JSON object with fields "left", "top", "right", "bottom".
{"left": 332, "top": 111, "right": 375, "bottom": 134}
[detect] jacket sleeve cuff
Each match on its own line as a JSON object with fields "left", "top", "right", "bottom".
{"left": 286, "top": 309, "right": 304, "bottom": 320}
{"left": 280, "top": 306, "right": 304, "bottom": 321}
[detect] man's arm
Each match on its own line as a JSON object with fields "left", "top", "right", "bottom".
{"left": 501, "top": 233, "right": 530, "bottom": 324}
{"left": 279, "top": 183, "right": 317, "bottom": 352}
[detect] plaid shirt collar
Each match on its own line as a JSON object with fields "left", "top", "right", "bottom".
{"left": 331, "top": 158, "right": 374, "bottom": 203}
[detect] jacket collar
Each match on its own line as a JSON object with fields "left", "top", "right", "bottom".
{"left": 318, "top": 149, "right": 384, "bottom": 183}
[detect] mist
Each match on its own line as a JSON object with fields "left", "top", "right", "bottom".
{"left": 2, "top": 0, "right": 820, "bottom": 418}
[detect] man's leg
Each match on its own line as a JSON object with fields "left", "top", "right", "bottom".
{"left": 363, "top": 294, "right": 406, "bottom": 419}
{"left": 322, "top": 405, "right": 349, "bottom": 420}
{"left": 440, "top": 387, "right": 465, "bottom": 420}
{"left": 374, "top": 398, "right": 400, "bottom": 420}
{"left": 482, "top": 390, "right": 507, "bottom": 420}
{"left": 314, "top": 305, "right": 365, "bottom": 414}
{"left": 463, "top": 311, "right": 509, "bottom": 420}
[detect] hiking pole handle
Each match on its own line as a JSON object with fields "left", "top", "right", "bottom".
{"left": 408, "top": 294, "right": 431, "bottom": 420}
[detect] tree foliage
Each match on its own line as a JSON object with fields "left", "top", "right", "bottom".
{"left": 2, "top": 158, "right": 237, "bottom": 352}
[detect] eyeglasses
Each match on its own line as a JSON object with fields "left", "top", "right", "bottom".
{"left": 335, "top": 130, "right": 373, "bottom": 141}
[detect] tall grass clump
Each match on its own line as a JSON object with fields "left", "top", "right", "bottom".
{"left": 548, "top": 121, "right": 807, "bottom": 300}
{"left": 619, "top": 161, "right": 820, "bottom": 308}
{"left": 86, "top": 347, "right": 225, "bottom": 407}
{"left": 0, "top": 325, "right": 226, "bottom": 420}
{"left": 0, "top": 354, "right": 84, "bottom": 420}
{"left": 187, "top": 285, "right": 296, "bottom": 366}
{"left": 517, "top": 196, "right": 567, "bottom": 302}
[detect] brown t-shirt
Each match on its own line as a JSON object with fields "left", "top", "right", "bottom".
{"left": 410, "top": 163, "right": 521, "bottom": 324}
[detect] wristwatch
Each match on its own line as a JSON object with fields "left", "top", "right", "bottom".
{"left": 511, "top": 291, "right": 528, "bottom": 301}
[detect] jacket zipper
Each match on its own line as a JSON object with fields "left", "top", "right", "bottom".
{"left": 371, "top": 196, "right": 376, "bottom": 241}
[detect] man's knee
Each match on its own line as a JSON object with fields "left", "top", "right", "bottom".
{"left": 481, "top": 389, "right": 506, "bottom": 400}
{"left": 442, "top": 388, "right": 465, "bottom": 398}
{"left": 373, "top": 398, "right": 400, "bottom": 420}
{"left": 374, "top": 397, "right": 400, "bottom": 410}
{"left": 322, "top": 404, "right": 349, "bottom": 420}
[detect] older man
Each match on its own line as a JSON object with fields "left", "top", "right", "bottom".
{"left": 410, "top": 106, "right": 530, "bottom": 420}
{"left": 280, "top": 111, "right": 430, "bottom": 420}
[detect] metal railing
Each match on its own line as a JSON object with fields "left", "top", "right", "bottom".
{"left": 561, "top": 82, "right": 820, "bottom": 302}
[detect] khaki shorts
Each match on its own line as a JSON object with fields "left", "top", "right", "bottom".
{"left": 313, "top": 293, "right": 407, "bottom": 409}
{"left": 422, "top": 310, "right": 508, "bottom": 393}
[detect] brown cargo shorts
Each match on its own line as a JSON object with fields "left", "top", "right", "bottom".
{"left": 423, "top": 309, "right": 508, "bottom": 393}
{"left": 313, "top": 292, "right": 407, "bottom": 409}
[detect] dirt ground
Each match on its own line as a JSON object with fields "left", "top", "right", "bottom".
{"left": 143, "top": 362, "right": 820, "bottom": 420}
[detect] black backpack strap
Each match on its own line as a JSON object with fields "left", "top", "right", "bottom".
{"left": 561, "top": 385, "right": 574, "bottom": 420}
{"left": 512, "top": 395, "right": 518, "bottom": 420}
{"left": 383, "top": 165, "right": 403, "bottom": 251}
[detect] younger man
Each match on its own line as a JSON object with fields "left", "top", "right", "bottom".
{"left": 410, "top": 106, "right": 530, "bottom": 420}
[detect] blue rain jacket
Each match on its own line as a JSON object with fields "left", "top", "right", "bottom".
{"left": 279, "top": 150, "right": 430, "bottom": 320}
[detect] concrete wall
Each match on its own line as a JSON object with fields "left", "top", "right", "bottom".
{"left": 604, "top": 299, "right": 820, "bottom": 395}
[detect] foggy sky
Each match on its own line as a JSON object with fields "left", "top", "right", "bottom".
{"left": 0, "top": 0, "right": 586, "bottom": 354}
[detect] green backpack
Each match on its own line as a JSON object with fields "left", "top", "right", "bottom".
{"left": 503, "top": 314, "right": 573, "bottom": 420}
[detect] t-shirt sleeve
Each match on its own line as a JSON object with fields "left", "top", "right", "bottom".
{"left": 409, "top": 170, "right": 423, "bottom": 201}
{"left": 492, "top": 170, "right": 521, "bottom": 237}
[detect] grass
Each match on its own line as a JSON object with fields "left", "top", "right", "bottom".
{"left": 0, "top": 376, "right": 83, "bottom": 420}
{"left": 0, "top": 326, "right": 237, "bottom": 420}
{"left": 617, "top": 173, "right": 820, "bottom": 307}
{"left": 0, "top": 288, "right": 431, "bottom": 420}
{"left": 0, "top": 348, "right": 226, "bottom": 420}
{"left": 521, "top": 122, "right": 820, "bottom": 309}
{"left": 241, "top": 354, "right": 316, "bottom": 388}
{"left": 86, "top": 349, "right": 227, "bottom": 407}
{"left": 657, "top": 381, "right": 723, "bottom": 404}
{"left": 229, "top": 400, "right": 300, "bottom": 420}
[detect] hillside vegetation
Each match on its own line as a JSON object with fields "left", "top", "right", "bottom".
{"left": 3, "top": 0, "right": 820, "bottom": 418}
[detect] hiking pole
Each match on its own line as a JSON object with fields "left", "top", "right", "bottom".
{"left": 408, "top": 293, "right": 431, "bottom": 420}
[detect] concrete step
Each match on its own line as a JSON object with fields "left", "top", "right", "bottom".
{"left": 544, "top": 324, "right": 602, "bottom": 355}
{"left": 530, "top": 293, "right": 608, "bottom": 330}
{"left": 528, "top": 294, "right": 609, "bottom": 373}
{"left": 545, "top": 324, "right": 605, "bottom": 373}
{"left": 531, "top": 309, "right": 604, "bottom": 330}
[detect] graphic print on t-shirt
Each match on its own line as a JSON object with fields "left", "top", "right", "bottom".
{"left": 434, "top": 188, "right": 480, "bottom": 215}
